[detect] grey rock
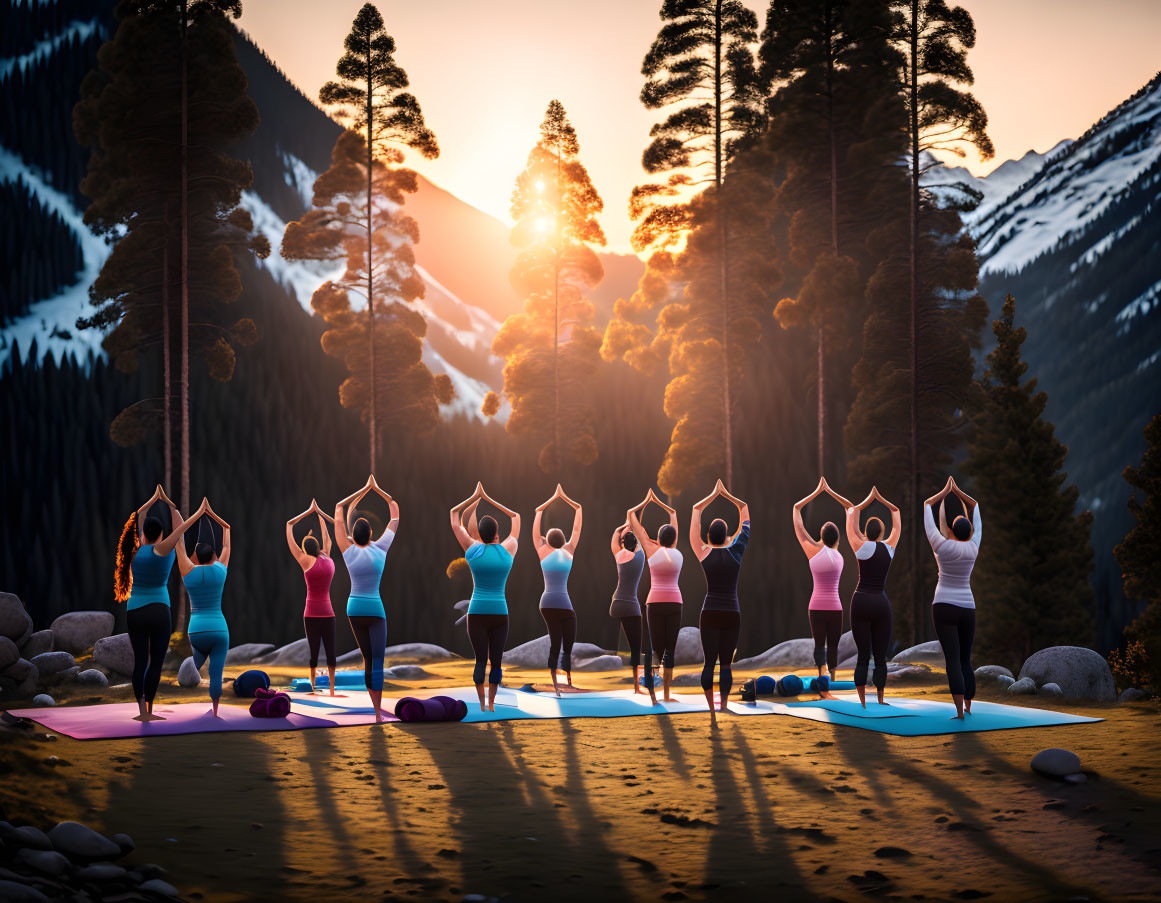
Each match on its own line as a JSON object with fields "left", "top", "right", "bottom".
{"left": 0, "top": 594, "right": 32, "bottom": 641}
{"left": 673, "top": 627, "right": 703, "bottom": 665}
{"left": 836, "top": 655, "right": 858, "bottom": 672}
{"left": 734, "top": 638, "right": 817, "bottom": 671}
{"left": 891, "top": 640, "right": 945, "bottom": 665}
{"left": 48, "top": 821, "right": 122, "bottom": 861}
{"left": 996, "top": 675, "right": 1015, "bottom": 690}
{"left": 1118, "top": 687, "right": 1147, "bottom": 702}
{"left": 50, "top": 611, "right": 114, "bottom": 655}
{"left": 335, "top": 648, "right": 363, "bottom": 666}
{"left": 54, "top": 667, "right": 80, "bottom": 682}
{"left": 385, "top": 642, "right": 457, "bottom": 661}
{"left": 4, "top": 659, "right": 39, "bottom": 695}
{"left": 1038, "top": 682, "right": 1064, "bottom": 698}
{"left": 112, "top": 833, "right": 135, "bottom": 855}
{"left": 836, "top": 630, "right": 858, "bottom": 665}
{"left": 382, "top": 664, "right": 431, "bottom": 680}
{"left": 503, "top": 635, "right": 605, "bottom": 669}
{"left": 1007, "top": 677, "right": 1037, "bottom": 695}
{"left": 19, "top": 630, "right": 54, "bottom": 659}
{"left": 669, "top": 671, "right": 704, "bottom": 687}
{"left": 177, "top": 657, "right": 202, "bottom": 688}
{"left": 975, "top": 664, "right": 1015, "bottom": 682}
{"left": 30, "top": 652, "right": 75, "bottom": 676}
{"left": 571, "top": 655, "right": 625, "bottom": 673}
{"left": 1031, "top": 747, "right": 1082, "bottom": 778}
{"left": 0, "top": 636, "right": 18, "bottom": 671}
{"left": 886, "top": 663, "right": 936, "bottom": 682}
{"left": 31, "top": 694, "right": 54, "bottom": 707}
{"left": 76, "top": 862, "right": 127, "bottom": 881}
{"left": 76, "top": 669, "right": 109, "bottom": 688}
{"left": 16, "top": 848, "right": 69, "bottom": 876}
{"left": 162, "top": 647, "right": 182, "bottom": 672}
{"left": 253, "top": 638, "right": 312, "bottom": 667}
{"left": 224, "top": 643, "right": 275, "bottom": 665}
{"left": 139, "top": 878, "right": 180, "bottom": 898}
{"left": 92, "top": 634, "right": 135, "bottom": 677}
{"left": 1018, "top": 646, "right": 1116, "bottom": 702}
{"left": 12, "top": 826, "right": 52, "bottom": 850}
{"left": 1064, "top": 772, "right": 1088, "bottom": 784}
{"left": 0, "top": 879, "right": 49, "bottom": 902}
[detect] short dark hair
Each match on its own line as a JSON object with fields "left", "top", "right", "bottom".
{"left": 621, "top": 531, "right": 638, "bottom": 552}
{"left": 479, "top": 515, "right": 499, "bottom": 543}
{"left": 821, "top": 522, "right": 839, "bottom": 548}
{"left": 352, "top": 518, "right": 371, "bottom": 545}
{"left": 143, "top": 516, "right": 163, "bottom": 542}
{"left": 546, "top": 528, "right": 565, "bottom": 549}
{"left": 195, "top": 542, "right": 215, "bottom": 564}
{"left": 865, "top": 517, "right": 883, "bottom": 541}
{"left": 708, "top": 518, "right": 728, "bottom": 545}
{"left": 302, "top": 535, "right": 320, "bottom": 557}
{"left": 952, "top": 515, "right": 972, "bottom": 541}
{"left": 658, "top": 524, "right": 677, "bottom": 548}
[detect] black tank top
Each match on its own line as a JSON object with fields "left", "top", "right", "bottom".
{"left": 700, "top": 522, "right": 751, "bottom": 612}
{"left": 854, "top": 542, "right": 892, "bottom": 595}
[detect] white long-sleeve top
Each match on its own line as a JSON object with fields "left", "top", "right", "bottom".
{"left": 924, "top": 503, "right": 982, "bottom": 609}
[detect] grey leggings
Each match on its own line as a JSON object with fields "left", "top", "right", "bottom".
{"left": 541, "top": 608, "right": 577, "bottom": 672}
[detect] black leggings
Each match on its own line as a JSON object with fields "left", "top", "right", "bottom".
{"left": 851, "top": 593, "right": 892, "bottom": 691}
{"left": 618, "top": 616, "right": 642, "bottom": 671}
{"left": 809, "top": 609, "right": 843, "bottom": 673}
{"left": 699, "top": 610, "right": 740, "bottom": 695}
{"left": 647, "top": 603, "right": 682, "bottom": 669}
{"left": 348, "top": 615, "right": 386, "bottom": 691}
{"left": 933, "top": 603, "right": 976, "bottom": 699}
{"left": 127, "top": 603, "right": 170, "bottom": 703}
{"left": 541, "top": 608, "right": 577, "bottom": 672}
{"left": 467, "top": 613, "right": 509, "bottom": 685}
{"left": 304, "top": 616, "right": 337, "bottom": 670}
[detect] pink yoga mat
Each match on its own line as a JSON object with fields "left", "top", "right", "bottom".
{"left": 7, "top": 702, "right": 397, "bottom": 741}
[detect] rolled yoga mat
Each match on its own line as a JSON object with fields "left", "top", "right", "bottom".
{"left": 394, "top": 695, "right": 468, "bottom": 723}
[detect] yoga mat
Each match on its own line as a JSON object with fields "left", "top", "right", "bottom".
{"left": 290, "top": 670, "right": 410, "bottom": 692}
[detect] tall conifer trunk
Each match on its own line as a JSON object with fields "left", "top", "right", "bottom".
{"left": 177, "top": 0, "right": 190, "bottom": 645}
{"left": 908, "top": 0, "right": 923, "bottom": 644}
{"left": 822, "top": 6, "right": 839, "bottom": 478}
{"left": 162, "top": 225, "right": 171, "bottom": 494}
{"left": 553, "top": 141, "right": 561, "bottom": 477}
{"left": 365, "top": 43, "right": 377, "bottom": 473}
{"left": 715, "top": 0, "right": 733, "bottom": 487}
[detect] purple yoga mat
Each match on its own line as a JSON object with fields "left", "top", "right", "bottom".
{"left": 393, "top": 695, "right": 467, "bottom": 722}
{"left": 7, "top": 702, "right": 396, "bottom": 741}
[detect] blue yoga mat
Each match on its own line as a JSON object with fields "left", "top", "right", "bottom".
{"left": 290, "top": 670, "right": 379, "bottom": 692}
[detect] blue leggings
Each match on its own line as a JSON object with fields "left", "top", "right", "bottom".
{"left": 349, "top": 616, "right": 386, "bottom": 691}
{"left": 189, "top": 629, "right": 229, "bottom": 700}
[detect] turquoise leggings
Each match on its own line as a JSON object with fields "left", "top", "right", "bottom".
{"left": 190, "top": 629, "right": 229, "bottom": 700}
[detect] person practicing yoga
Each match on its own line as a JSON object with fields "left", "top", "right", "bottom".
{"left": 793, "top": 477, "right": 851, "bottom": 696}
{"left": 690, "top": 480, "right": 751, "bottom": 726}
{"left": 116, "top": 485, "right": 202, "bottom": 722}
{"left": 627, "top": 489, "right": 683, "bottom": 703}
{"left": 609, "top": 521, "right": 647, "bottom": 694}
{"left": 176, "top": 499, "right": 231, "bottom": 717}
{"left": 451, "top": 482, "right": 520, "bottom": 713}
{"left": 286, "top": 499, "right": 338, "bottom": 696}
{"left": 925, "top": 476, "right": 983, "bottom": 720}
{"left": 532, "top": 485, "right": 582, "bottom": 696}
{"left": 334, "top": 475, "right": 399, "bottom": 723}
{"left": 845, "top": 486, "right": 901, "bottom": 708}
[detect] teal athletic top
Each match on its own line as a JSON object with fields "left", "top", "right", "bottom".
{"left": 184, "top": 562, "right": 228, "bottom": 634}
{"left": 128, "top": 544, "right": 175, "bottom": 611}
{"left": 343, "top": 528, "right": 395, "bottom": 619}
{"left": 539, "top": 548, "right": 573, "bottom": 611}
{"left": 466, "top": 541, "right": 513, "bottom": 615}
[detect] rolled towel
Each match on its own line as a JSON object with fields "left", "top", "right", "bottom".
{"left": 234, "top": 669, "right": 270, "bottom": 698}
{"left": 776, "top": 674, "right": 804, "bottom": 697}
{"left": 249, "top": 687, "right": 292, "bottom": 718}
{"left": 755, "top": 675, "right": 777, "bottom": 696}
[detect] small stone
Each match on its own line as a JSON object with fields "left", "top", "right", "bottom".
{"left": 974, "top": 664, "right": 1014, "bottom": 681}
{"left": 48, "top": 821, "right": 122, "bottom": 860}
{"left": 1031, "top": 748, "right": 1082, "bottom": 778}
{"left": 873, "top": 846, "right": 912, "bottom": 858}
{"left": 12, "top": 825, "right": 52, "bottom": 850}
{"left": 31, "top": 694, "right": 54, "bottom": 707}
{"left": 29, "top": 652, "right": 75, "bottom": 676}
{"left": 1064, "top": 772, "right": 1088, "bottom": 784}
{"left": 1007, "top": 677, "right": 1036, "bottom": 695}
{"left": 19, "top": 630, "right": 53, "bottom": 659}
{"left": 76, "top": 862, "right": 127, "bottom": 881}
{"left": 382, "top": 664, "right": 431, "bottom": 680}
{"left": 112, "top": 833, "right": 135, "bottom": 855}
{"left": 139, "top": 878, "right": 180, "bottom": 898}
{"left": 0, "top": 879, "right": 49, "bottom": 902}
{"left": 76, "top": 669, "right": 109, "bottom": 688}
{"left": 0, "top": 636, "right": 19, "bottom": 671}
{"left": 178, "top": 657, "right": 202, "bottom": 688}
{"left": 996, "top": 675, "right": 1015, "bottom": 690}
{"left": 1118, "top": 687, "right": 1147, "bottom": 702}
{"left": 17, "top": 848, "right": 70, "bottom": 876}
{"left": 1038, "top": 682, "right": 1063, "bottom": 697}
{"left": 54, "top": 667, "right": 80, "bottom": 682}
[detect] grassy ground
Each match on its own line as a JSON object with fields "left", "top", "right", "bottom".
{"left": 2, "top": 661, "right": 1160, "bottom": 902}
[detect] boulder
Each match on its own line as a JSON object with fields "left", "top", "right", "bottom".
{"left": 77, "top": 863, "right": 127, "bottom": 881}
{"left": 12, "top": 825, "right": 53, "bottom": 849}
{"left": 48, "top": 821, "right": 123, "bottom": 861}
{"left": 30, "top": 651, "right": 75, "bottom": 676}
{"left": 572, "top": 655, "right": 625, "bottom": 672}
{"left": 224, "top": 643, "right": 275, "bottom": 665}
{"left": 50, "top": 611, "right": 114, "bottom": 655}
{"left": 335, "top": 648, "right": 363, "bottom": 666}
{"left": 891, "top": 640, "right": 945, "bottom": 665}
{"left": 1017, "top": 646, "right": 1116, "bottom": 702}
{"left": 55, "top": 666, "right": 80, "bottom": 682}
{"left": 886, "top": 663, "right": 936, "bottom": 682}
{"left": 92, "top": 634, "right": 135, "bottom": 677}
{"left": 383, "top": 664, "right": 431, "bottom": 680}
{"left": 177, "top": 657, "right": 202, "bottom": 688}
{"left": 836, "top": 630, "right": 858, "bottom": 664}
{"left": 76, "top": 669, "right": 109, "bottom": 688}
{"left": 0, "top": 636, "right": 18, "bottom": 671}
{"left": 670, "top": 671, "right": 704, "bottom": 687}
{"left": 254, "top": 638, "right": 312, "bottom": 667}
{"left": 139, "top": 879, "right": 181, "bottom": 898}
{"left": 502, "top": 635, "right": 605, "bottom": 669}
{"left": 17, "top": 848, "right": 70, "bottom": 877}
{"left": 1007, "top": 677, "right": 1036, "bottom": 695}
{"left": 1031, "top": 748, "right": 1082, "bottom": 778}
{"left": 995, "top": 675, "right": 1015, "bottom": 690}
{"left": 673, "top": 626, "right": 703, "bottom": 665}
{"left": 1038, "top": 682, "right": 1063, "bottom": 698}
{"left": 5, "top": 659, "right": 39, "bottom": 695}
{"left": 0, "top": 594, "right": 32, "bottom": 642}
{"left": 1119, "top": 687, "right": 1147, "bottom": 702}
{"left": 733, "top": 638, "right": 817, "bottom": 671}
{"left": 112, "top": 833, "right": 135, "bottom": 855}
{"left": 385, "top": 642, "right": 457, "bottom": 661}
{"left": 974, "top": 665, "right": 1014, "bottom": 683}
{"left": 32, "top": 694, "right": 54, "bottom": 707}
{"left": 19, "top": 630, "right": 53, "bottom": 659}
{"left": 0, "top": 879, "right": 50, "bottom": 902}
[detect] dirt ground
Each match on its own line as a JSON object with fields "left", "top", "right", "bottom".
{"left": 2, "top": 661, "right": 1160, "bottom": 902}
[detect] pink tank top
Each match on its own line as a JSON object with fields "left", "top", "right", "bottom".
{"left": 646, "top": 548, "right": 683, "bottom": 605}
{"left": 303, "top": 554, "right": 335, "bottom": 618}
{"left": 807, "top": 546, "right": 843, "bottom": 611}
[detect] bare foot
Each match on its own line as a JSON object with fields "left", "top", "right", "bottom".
{"left": 329, "top": 690, "right": 336, "bottom": 697}
{"left": 375, "top": 712, "right": 384, "bottom": 724}
{"left": 487, "top": 704, "right": 495, "bottom": 713}
{"left": 950, "top": 714, "right": 964, "bottom": 720}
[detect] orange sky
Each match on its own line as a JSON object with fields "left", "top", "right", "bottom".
{"left": 238, "top": 0, "right": 1161, "bottom": 255}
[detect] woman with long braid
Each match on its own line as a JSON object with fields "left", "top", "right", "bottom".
{"left": 335, "top": 475, "right": 399, "bottom": 724}
{"left": 452, "top": 483, "right": 520, "bottom": 713}
{"left": 177, "top": 499, "right": 231, "bottom": 717}
{"left": 845, "top": 486, "right": 901, "bottom": 708}
{"left": 115, "top": 485, "right": 201, "bottom": 722}
{"left": 286, "top": 499, "right": 338, "bottom": 696}
{"left": 628, "top": 489, "right": 682, "bottom": 703}
{"left": 690, "top": 480, "right": 751, "bottom": 726}
{"left": 609, "top": 521, "right": 646, "bottom": 694}
{"left": 532, "top": 485, "right": 582, "bottom": 696}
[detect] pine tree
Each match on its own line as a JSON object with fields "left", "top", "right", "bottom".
{"left": 317, "top": 2, "right": 439, "bottom": 471}
{"left": 282, "top": 130, "right": 453, "bottom": 441}
{"left": 485, "top": 101, "right": 606, "bottom": 476}
{"left": 961, "top": 295, "right": 1095, "bottom": 667}
{"left": 1115, "top": 414, "right": 1161, "bottom": 687}
{"left": 606, "top": 0, "right": 764, "bottom": 486}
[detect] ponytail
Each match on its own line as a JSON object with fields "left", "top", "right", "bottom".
{"left": 115, "top": 512, "right": 139, "bottom": 603}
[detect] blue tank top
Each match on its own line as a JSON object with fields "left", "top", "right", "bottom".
{"left": 539, "top": 548, "right": 573, "bottom": 610}
{"left": 466, "top": 542, "right": 513, "bottom": 615}
{"left": 343, "top": 537, "right": 391, "bottom": 619}
{"left": 128, "top": 544, "right": 175, "bottom": 611}
{"left": 184, "top": 562, "right": 228, "bottom": 634}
